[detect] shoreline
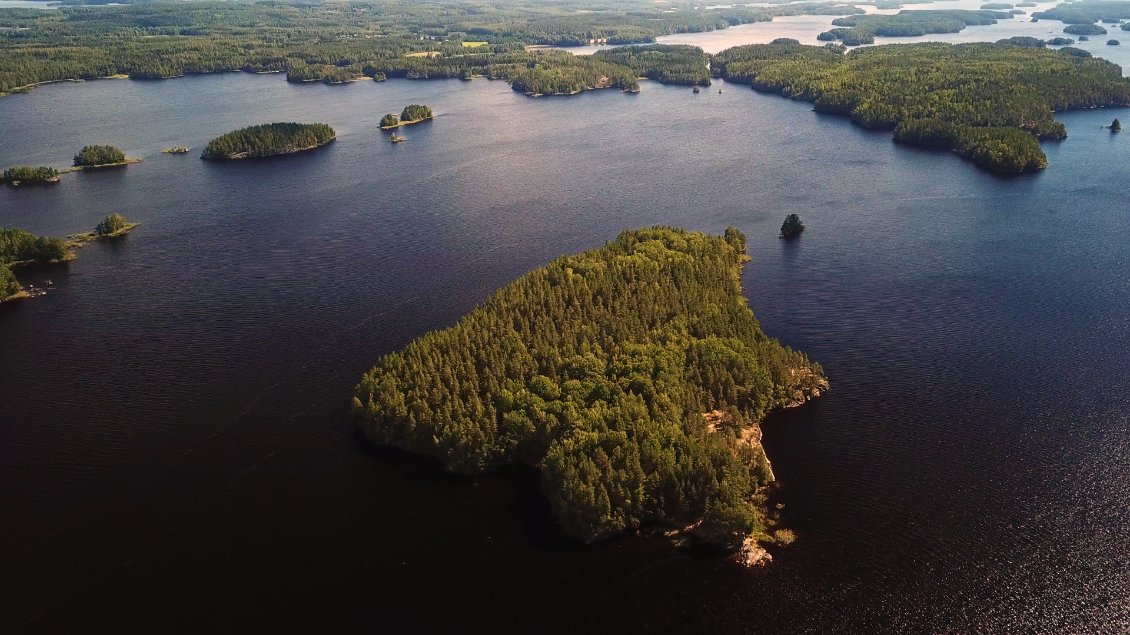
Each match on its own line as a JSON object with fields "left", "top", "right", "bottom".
{"left": 64, "top": 158, "right": 142, "bottom": 173}
{"left": 1, "top": 223, "right": 139, "bottom": 304}
{"left": 0, "top": 289, "right": 31, "bottom": 304}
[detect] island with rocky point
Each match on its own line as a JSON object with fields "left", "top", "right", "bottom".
{"left": 353, "top": 227, "right": 826, "bottom": 565}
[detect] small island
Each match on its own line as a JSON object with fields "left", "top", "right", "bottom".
{"left": 379, "top": 105, "right": 434, "bottom": 130}
{"left": 69, "top": 213, "right": 139, "bottom": 244}
{"left": 354, "top": 227, "right": 827, "bottom": 563}
{"left": 162, "top": 146, "right": 190, "bottom": 154}
{"left": 73, "top": 144, "right": 136, "bottom": 168}
{"left": 1110, "top": 118, "right": 1123, "bottom": 132}
{"left": 390, "top": 134, "right": 407, "bottom": 143}
{"left": 780, "top": 214, "right": 806, "bottom": 238}
{"left": 2, "top": 166, "right": 60, "bottom": 186}
{"left": 200, "top": 123, "right": 337, "bottom": 160}
{"left": 818, "top": 10, "right": 1012, "bottom": 46}
{"left": 1109, "top": 39, "right": 1121, "bottom": 45}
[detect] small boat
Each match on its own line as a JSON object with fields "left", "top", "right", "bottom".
{"left": 718, "top": 89, "right": 723, "bottom": 94}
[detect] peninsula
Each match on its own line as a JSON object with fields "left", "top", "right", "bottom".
{"left": 712, "top": 41, "right": 1130, "bottom": 175}
{"left": 1, "top": 227, "right": 69, "bottom": 302}
{"left": 353, "top": 227, "right": 826, "bottom": 558}
{"left": 1, "top": 215, "right": 138, "bottom": 303}
{"left": 200, "top": 123, "right": 336, "bottom": 160}
{"left": 818, "top": 9, "right": 1013, "bottom": 45}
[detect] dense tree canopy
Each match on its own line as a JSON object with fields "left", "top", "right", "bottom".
{"left": 1064, "top": 23, "right": 1108, "bottom": 35}
{"left": 400, "top": 104, "right": 432, "bottom": 122}
{"left": 822, "top": 9, "right": 1011, "bottom": 45}
{"left": 0, "top": 261, "right": 19, "bottom": 298}
{"left": 73, "top": 144, "right": 125, "bottom": 167}
{"left": 507, "top": 52, "right": 640, "bottom": 95}
{"left": 200, "top": 122, "right": 336, "bottom": 160}
{"left": 2, "top": 165, "right": 58, "bottom": 184}
{"left": 354, "top": 227, "right": 825, "bottom": 547}
{"left": 592, "top": 44, "right": 711, "bottom": 86}
{"left": 712, "top": 41, "right": 1130, "bottom": 174}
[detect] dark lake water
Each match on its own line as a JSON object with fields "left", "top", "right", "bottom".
{"left": 2, "top": 69, "right": 1129, "bottom": 633}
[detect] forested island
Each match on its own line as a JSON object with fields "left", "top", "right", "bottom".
{"left": 200, "top": 123, "right": 336, "bottom": 160}
{"left": 379, "top": 105, "right": 434, "bottom": 129}
{"left": 73, "top": 144, "right": 130, "bottom": 168}
{"left": 354, "top": 227, "right": 826, "bottom": 557}
{"left": 712, "top": 41, "right": 1130, "bottom": 174}
{"left": 2, "top": 166, "right": 59, "bottom": 185}
{"left": 592, "top": 45, "right": 712, "bottom": 86}
{"left": 1064, "top": 23, "right": 1108, "bottom": 35}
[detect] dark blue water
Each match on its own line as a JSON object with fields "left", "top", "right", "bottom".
{"left": 1, "top": 73, "right": 1128, "bottom": 633}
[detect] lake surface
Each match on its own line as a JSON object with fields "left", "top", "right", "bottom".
{"left": 2, "top": 61, "right": 1129, "bottom": 633}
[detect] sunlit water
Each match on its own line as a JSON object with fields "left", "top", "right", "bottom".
{"left": 1, "top": 61, "right": 1128, "bottom": 633}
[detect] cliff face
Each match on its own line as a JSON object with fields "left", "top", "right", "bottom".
{"left": 354, "top": 227, "right": 826, "bottom": 552}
